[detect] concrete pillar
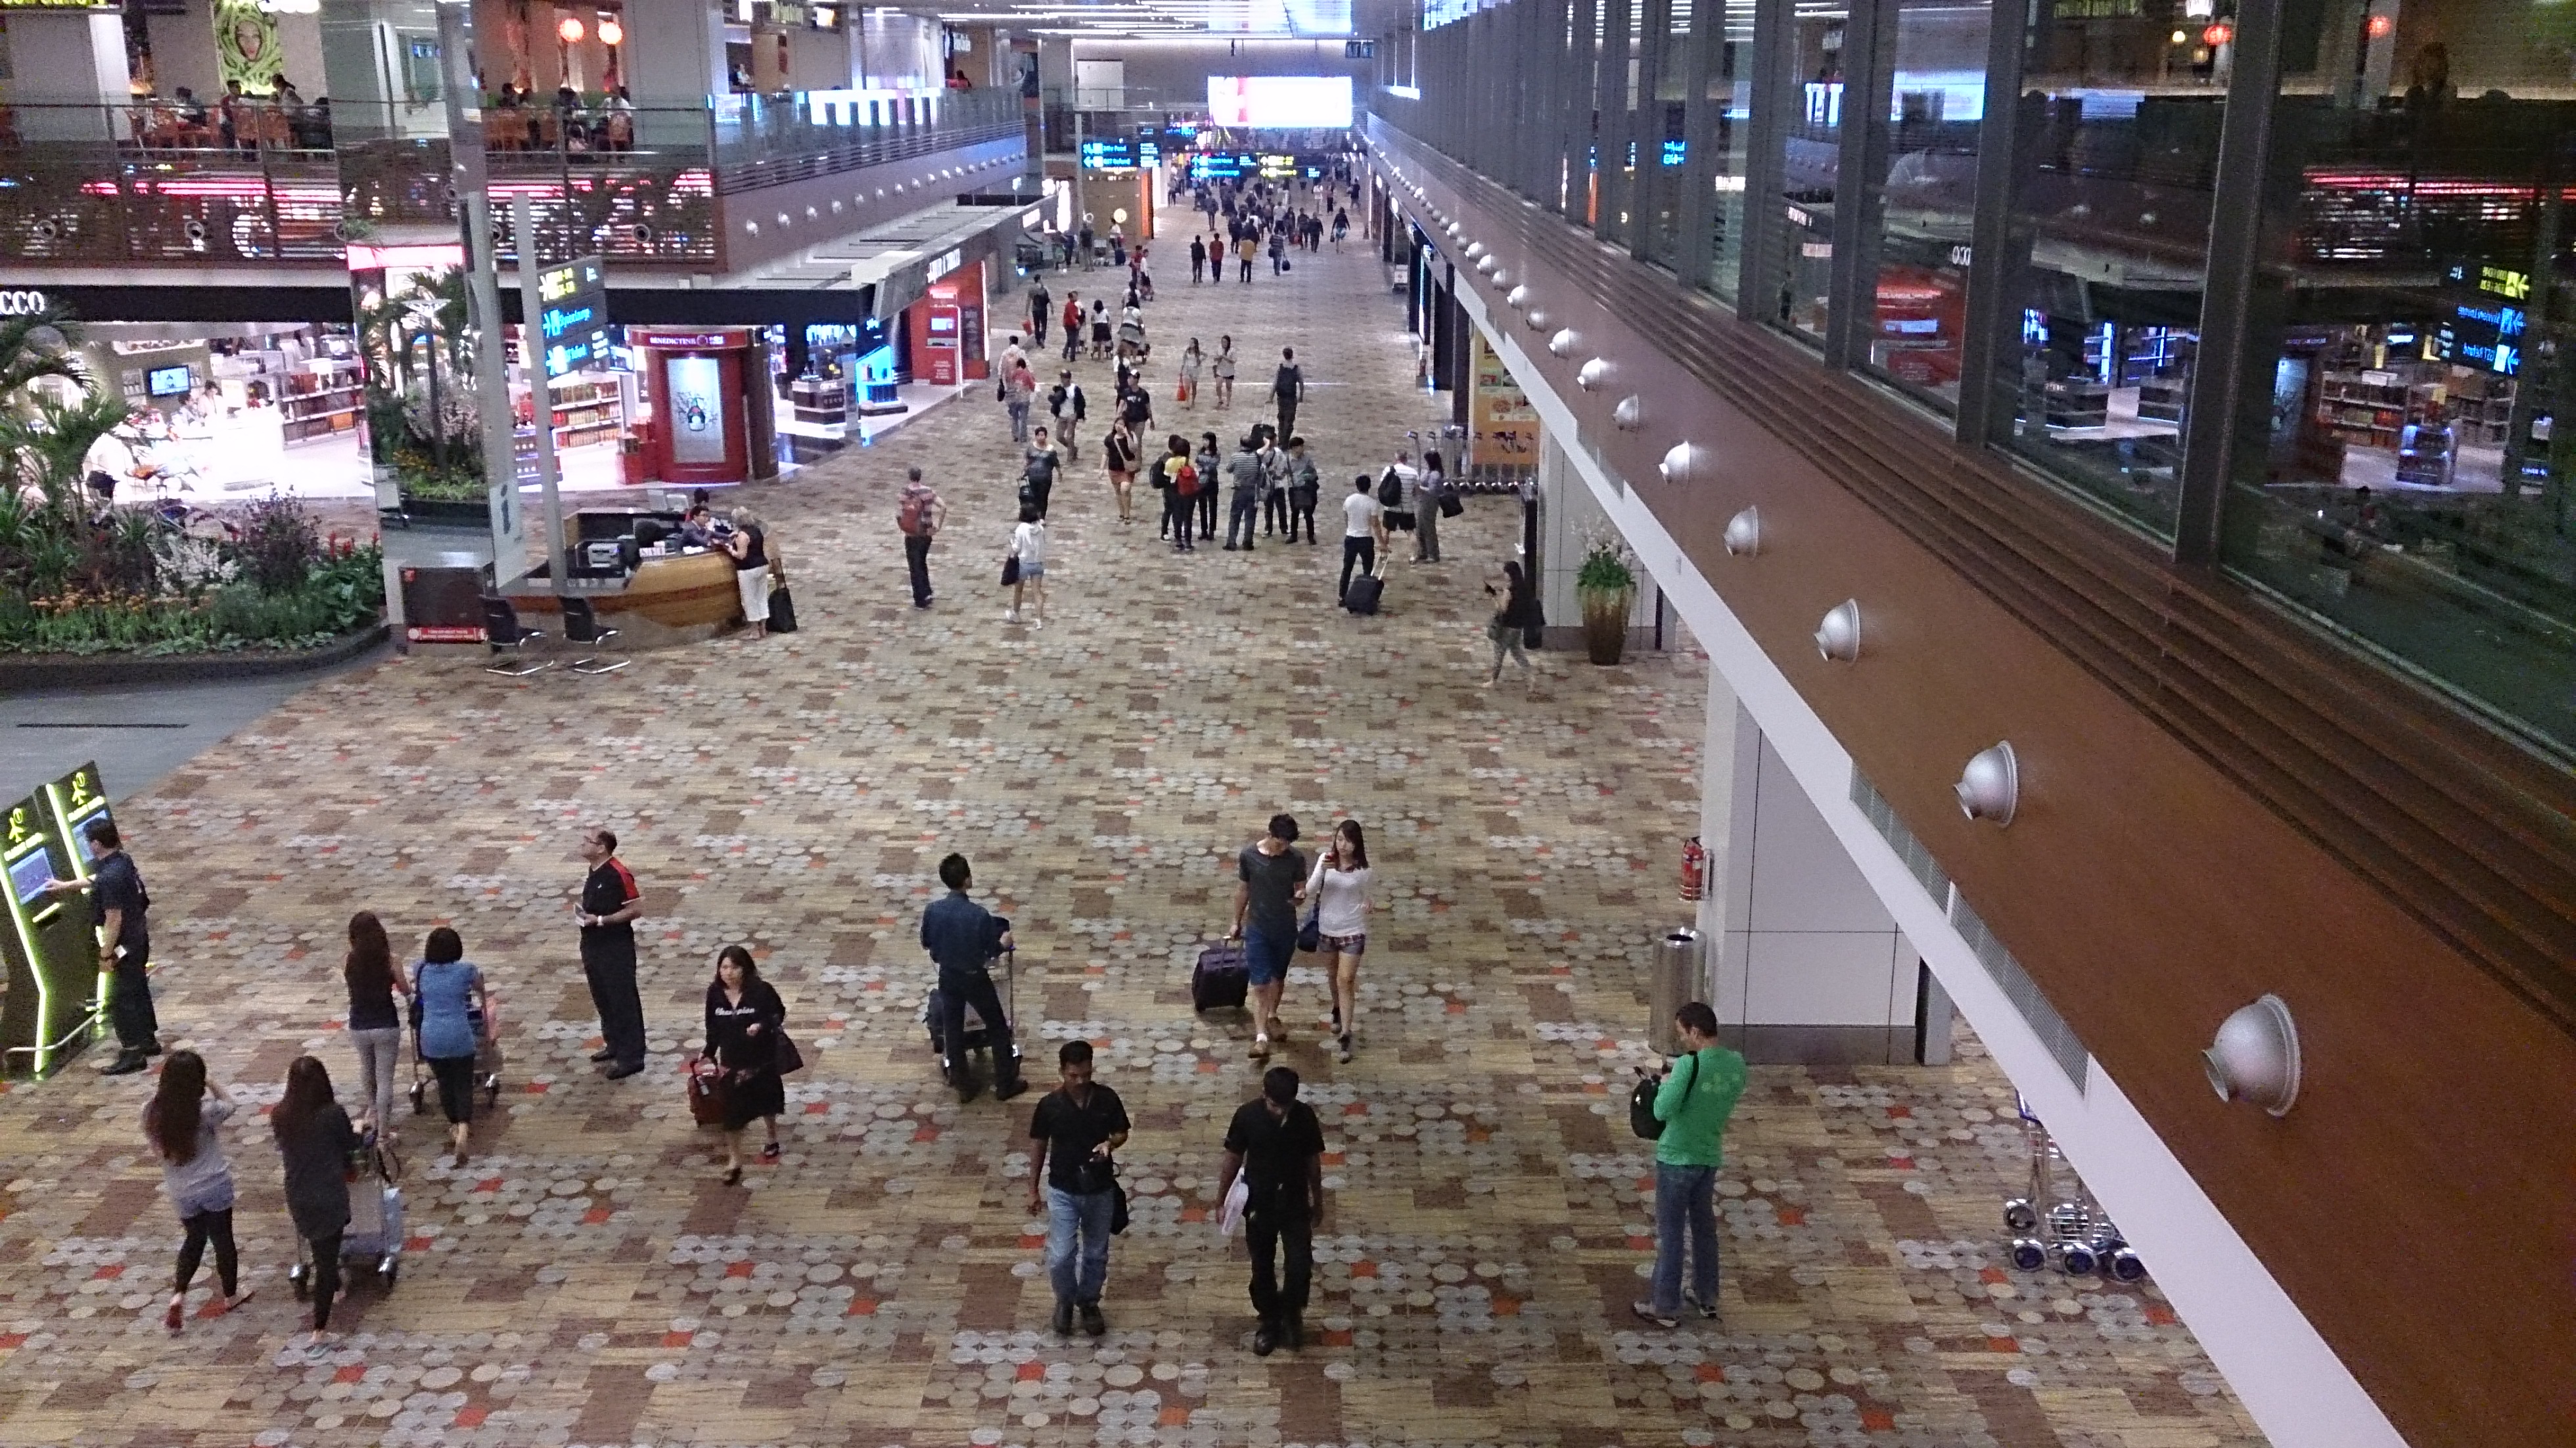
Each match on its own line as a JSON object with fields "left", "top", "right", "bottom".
{"left": 1697, "top": 666, "right": 1920, "bottom": 1064}
{"left": 621, "top": 0, "right": 727, "bottom": 105}
{"left": 5, "top": 12, "right": 133, "bottom": 141}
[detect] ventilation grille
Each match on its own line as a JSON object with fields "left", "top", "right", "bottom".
{"left": 1950, "top": 894, "right": 2090, "bottom": 1093}
{"left": 1849, "top": 769, "right": 1950, "bottom": 904}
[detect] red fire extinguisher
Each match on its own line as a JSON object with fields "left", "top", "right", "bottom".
{"left": 1680, "top": 836, "right": 1705, "bottom": 903}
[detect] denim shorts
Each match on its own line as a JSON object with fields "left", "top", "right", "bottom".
{"left": 1242, "top": 926, "right": 1295, "bottom": 986}
{"left": 1017, "top": 560, "right": 1045, "bottom": 580}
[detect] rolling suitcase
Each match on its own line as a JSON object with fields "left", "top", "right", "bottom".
{"left": 1192, "top": 941, "right": 1250, "bottom": 1012}
{"left": 1343, "top": 571, "right": 1385, "bottom": 617}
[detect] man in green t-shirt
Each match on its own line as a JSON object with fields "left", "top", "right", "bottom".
{"left": 1634, "top": 1000, "right": 1747, "bottom": 1328}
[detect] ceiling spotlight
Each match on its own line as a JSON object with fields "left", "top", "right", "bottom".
{"left": 1954, "top": 742, "right": 2019, "bottom": 826}
{"left": 1659, "top": 441, "right": 1696, "bottom": 483}
{"left": 1525, "top": 308, "right": 1551, "bottom": 332}
{"left": 2205, "top": 995, "right": 2301, "bottom": 1117}
{"left": 1546, "top": 327, "right": 1578, "bottom": 357}
{"left": 1506, "top": 284, "right": 1531, "bottom": 311}
{"left": 1815, "top": 600, "right": 1862, "bottom": 662}
{"left": 1612, "top": 395, "right": 1642, "bottom": 431}
{"left": 1464, "top": 242, "right": 1485, "bottom": 260}
{"left": 1722, "top": 506, "right": 1760, "bottom": 555}
{"left": 1576, "top": 357, "right": 1612, "bottom": 391}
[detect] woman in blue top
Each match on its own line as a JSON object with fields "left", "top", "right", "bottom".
{"left": 412, "top": 926, "right": 493, "bottom": 1167}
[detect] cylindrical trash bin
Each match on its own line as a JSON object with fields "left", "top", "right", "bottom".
{"left": 1650, "top": 928, "right": 1704, "bottom": 1056}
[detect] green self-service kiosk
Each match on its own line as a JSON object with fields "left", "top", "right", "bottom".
{"left": 1, "top": 763, "right": 115, "bottom": 1079}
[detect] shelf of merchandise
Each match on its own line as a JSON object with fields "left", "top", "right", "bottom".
{"left": 2135, "top": 378, "right": 2187, "bottom": 425}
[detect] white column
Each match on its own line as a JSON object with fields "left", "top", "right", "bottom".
{"left": 6, "top": 12, "right": 132, "bottom": 141}
{"left": 620, "top": 0, "right": 727, "bottom": 104}
{"left": 1697, "top": 671, "right": 1920, "bottom": 1064}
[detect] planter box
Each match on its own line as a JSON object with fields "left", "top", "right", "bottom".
{"left": 0, "top": 621, "right": 391, "bottom": 689}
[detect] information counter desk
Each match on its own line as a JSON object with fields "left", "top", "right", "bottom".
{"left": 501, "top": 509, "right": 747, "bottom": 645}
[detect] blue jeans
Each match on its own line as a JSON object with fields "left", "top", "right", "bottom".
{"left": 1047, "top": 1185, "right": 1116, "bottom": 1305}
{"left": 1649, "top": 1162, "right": 1719, "bottom": 1314}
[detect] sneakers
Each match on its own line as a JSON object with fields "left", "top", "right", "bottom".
{"left": 1337, "top": 1033, "right": 1353, "bottom": 1064}
{"left": 1683, "top": 1290, "right": 1720, "bottom": 1321}
{"left": 1005, "top": 607, "right": 1021, "bottom": 623}
{"left": 1052, "top": 1300, "right": 1074, "bottom": 1336}
{"left": 1078, "top": 1301, "right": 1107, "bottom": 1337}
{"left": 1631, "top": 1301, "right": 1679, "bottom": 1330}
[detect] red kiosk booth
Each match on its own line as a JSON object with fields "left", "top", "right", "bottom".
{"left": 629, "top": 327, "right": 779, "bottom": 486}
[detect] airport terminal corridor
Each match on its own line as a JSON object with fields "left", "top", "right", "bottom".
{"left": 0, "top": 216, "right": 2263, "bottom": 1448}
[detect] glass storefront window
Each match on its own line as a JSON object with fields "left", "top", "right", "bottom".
{"left": 1769, "top": 3, "right": 1848, "bottom": 344}
{"left": 1981, "top": 10, "right": 2223, "bottom": 537}
{"left": 1860, "top": 0, "right": 1988, "bottom": 414}
{"left": 2219, "top": 11, "right": 2576, "bottom": 754}
{"left": 1704, "top": 0, "right": 1755, "bottom": 304}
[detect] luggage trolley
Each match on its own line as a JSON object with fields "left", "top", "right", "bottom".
{"left": 407, "top": 999, "right": 504, "bottom": 1118}
{"left": 290, "top": 1130, "right": 405, "bottom": 1294}
{"left": 2002, "top": 1097, "right": 2145, "bottom": 1281}
{"left": 922, "top": 946, "right": 1019, "bottom": 1087}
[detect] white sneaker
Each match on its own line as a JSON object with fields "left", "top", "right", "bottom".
{"left": 1005, "top": 608, "right": 1020, "bottom": 623}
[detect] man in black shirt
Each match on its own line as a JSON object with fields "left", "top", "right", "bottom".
{"left": 1028, "top": 1040, "right": 1130, "bottom": 1337}
{"left": 1023, "top": 427, "right": 1063, "bottom": 519}
{"left": 1220, "top": 1066, "right": 1327, "bottom": 1355}
{"left": 44, "top": 818, "right": 158, "bottom": 1074}
{"left": 576, "top": 827, "right": 648, "bottom": 1079}
{"left": 1270, "top": 348, "right": 1304, "bottom": 445}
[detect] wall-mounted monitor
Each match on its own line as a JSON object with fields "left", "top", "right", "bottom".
{"left": 146, "top": 365, "right": 193, "bottom": 398}
{"left": 1206, "top": 76, "right": 1353, "bottom": 129}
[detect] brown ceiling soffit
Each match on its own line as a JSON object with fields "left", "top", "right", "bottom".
{"left": 1368, "top": 124, "right": 2576, "bottom": 1041}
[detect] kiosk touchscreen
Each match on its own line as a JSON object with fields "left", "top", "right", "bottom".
{"left": 0, "top": 771, "right": 101, "bottom": 1079}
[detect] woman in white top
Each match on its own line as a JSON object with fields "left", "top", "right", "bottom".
{"left": 1306, "top": 819, "right": 1373, "bottom": 1063}
{"left": 1007, "top": 504, "right": 1047, "bottom": 627}
{"left": 1180, "top": 338, "right": 1204, "bottom": 408}
{"left": 1212, "top": 334, "right": 1237, "bottom": 409}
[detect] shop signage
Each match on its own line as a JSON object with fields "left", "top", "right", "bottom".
{"left": 927, "top": 248, "right": 963, "bottom": 283}
{"left": 628, "top": 328, "right": 744, "bottom": 350}
{"left": 0, "top": 289, "right": 49, "bottom": 317}
{"left": 1948, "top": 244, "right": 1973, "bottom": 267}
{"left": 2436, "top": 302, "right": 2524, "bottom": 376}
{"left": 536, "top": 255, "right": 610, "bottom": 379}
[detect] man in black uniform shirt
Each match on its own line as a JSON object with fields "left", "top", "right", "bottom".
{"left": 45, "top": 819, "right": 158, "bottom": 1074}
{"left": 1028, "top": 1040, "right": 1130, "bottom": 1337}
{"left": 575, "top": 827, "right": 648, "bottom": 1079}
{"left": 1220, "top": 1066, "right": 1327, "bottom": 1355}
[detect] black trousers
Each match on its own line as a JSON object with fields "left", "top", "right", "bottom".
{"left": 1339, "top": 535, "right": 1376, "bottom": 599}
{"left": 1239, "top": 258, "right": 1253, "bottom": 282}
{"left": 1031, "top": 315, "right": 1047, "bottom": 345}
{"left": 108, "top": 959, "right": 157, "bottom": 1052}
{"left": 176, "top": 1207, "right": 238, "bottom": 1296}
{"left": 1277, "top": 405, "right": 1297, "bottom": 443}
{"left": 904, "top": 532, "right": 934, "bottom": 605}
{"left": 582, "top": 944, "right": 646, "bottom": 1069}
{"left": 1263, "top": 489, "right": 1288, "bottom": 533}
{"left": 306, "top": 1230, "right": 343, "bottom": 1329}
{"left": 1197, "top": 487, "right": 1219, "bottom": 537}
{"left": 936, "top": 967, "right": 1021, "bottom": 1087}
{"left": 1289, "top": 492, "right": 1319, "bottom": 543}
{"left": 1192, "top": 257, "right": 1205, "bottom": 283}
{"left": 1163, "top": 489, "right": 1195, "bottom": 546}
{"left": 428, "top": 1053, "right": 478, "bottom": 1123}
{"left": 1245, "top": 1204, "right": 1313, "bottom": 1324}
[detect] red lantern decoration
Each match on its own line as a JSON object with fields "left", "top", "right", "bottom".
{"left": 2364, "top": 12, "right": 2392, "bottom": 37}
{"left": 2201, "top": 21, "right": 2234, "bottom": 46}
{"left": 598, "top": 16, "right": 624, "bottom": 45}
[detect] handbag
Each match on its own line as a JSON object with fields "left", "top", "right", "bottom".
{"left": 1438, "top": 491, "right": 1465, "bottom": 518}
{"left": 1629, "top": 1051, "right": 1700, "bottom": 1141}
{"left": 686, "top": 1054, "right": 730, "bottom": 1127}
{"left": 1001, "top": 554, "right": 1022, "bottom": 587}
{"left": 1296, "top": 901, "right": 1322, "bottom": 953}
{"left": 773, "top": 1029, "right": 805, "bottom": 1075}
{"left": 1111, "top": 1180, "right": 1132, "bottom": 1235}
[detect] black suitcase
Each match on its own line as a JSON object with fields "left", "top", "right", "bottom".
{"left": 1344, "top": 572, "right": 1385, "bottom": 616}
{"left": 767, "top": 585, "right": 798, "bottom": 633}
{"left": 1192, "top": 942, "right": 1249, "bottom": 1012}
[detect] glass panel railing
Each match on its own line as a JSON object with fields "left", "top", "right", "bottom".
{"left": 0, "top": 92, "right": 1021, "bottom": 267}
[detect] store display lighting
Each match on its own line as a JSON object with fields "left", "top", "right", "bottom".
{"left": 559, "top": 14, "right": 586, "bottom": 41}
{"left": 1954, "top": 742, "right": 2019, "bottom": 826}
{"left": 2205, "top": 995, "right": 2301, "bottom": 1117}
{"left": 1814, "top": 600, "right": 1862, "bottom": 662}
{"left": 598, "top": 16, "right": 624, "bottom": 43}
{"left": 1658, "top": 442, "right": 1697, "bottom": 483}
{"left": 1722, "top": 505, "right": 1760, "bottom": 554}
{"left": 2201, "top": 21, "right": 2232, "bottom": 45}
{"left": 2364, "top": 12, "right": 2391, "bottom": 37}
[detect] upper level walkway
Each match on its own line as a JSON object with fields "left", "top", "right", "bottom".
{"left": 0, "top": 200, "right": 2260, "bottom": 1448}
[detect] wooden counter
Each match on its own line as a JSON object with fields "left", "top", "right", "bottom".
{"left": 505, "top": 549, "right": 743, "bottom": 641}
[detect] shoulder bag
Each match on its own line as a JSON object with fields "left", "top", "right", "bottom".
{"left": 686, "top": 1054, "right": 731, "bottom": 1127}
{"left": 1628, "top": 1049, "right": 1699, "bottom": 1141}
{"left": 1001, "top": 553, "right": 1022, "bottom": 587}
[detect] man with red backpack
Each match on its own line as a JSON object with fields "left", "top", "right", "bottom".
{"left": 896, "top": 465, "right": 945, "bottom": 608}
{"left": 1156, "top": 434, "right": 1199, "bottom": 553}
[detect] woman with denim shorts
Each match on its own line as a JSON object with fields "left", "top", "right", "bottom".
{"left": 1306, "top": 820, "right": 1373, "bottom": 1064}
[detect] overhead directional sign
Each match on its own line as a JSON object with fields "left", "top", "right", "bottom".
{"left": 536, "top": 255, "right": 610, "bottom": 378}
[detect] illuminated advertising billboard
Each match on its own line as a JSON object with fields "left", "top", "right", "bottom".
{"left": 1205, "top": 76, "right": 1354, "bottom": 129}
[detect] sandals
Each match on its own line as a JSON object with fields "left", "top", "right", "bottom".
{"left": 760, "top": 1141, "right": 781, "bottom": 1162}
{"left": 1249, "top": 1035, "right": 1272, "bottom": 1060}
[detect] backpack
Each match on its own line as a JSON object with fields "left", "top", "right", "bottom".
{"left": 1175, "top": 461, "right": 1199, "bottom": 498}
{"left": 898, "top": 489, "right": 929, "bottom": 536}
{"left": 1629, "top": 1051, "right": 1699, "bottom": 1141}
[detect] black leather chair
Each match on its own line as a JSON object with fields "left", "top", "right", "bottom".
{"left": 560, "top": 596, "right": 628, "bottom": 675}
{"left": 480, "top": 597, "right": 553, "bottom": 676}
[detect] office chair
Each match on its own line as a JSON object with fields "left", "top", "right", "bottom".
{"left": 480, "top": 597, "right": 553, "bottom": 676}
{"left": 560, "top": 596, "right": 629, "bottom": 675}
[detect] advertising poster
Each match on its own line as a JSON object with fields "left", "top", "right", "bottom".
{"left": 1468, "top": 330, "right": 1540, "bottom": 467}
{"left": 667, "top": 356, "right": 728, "bottom": 465}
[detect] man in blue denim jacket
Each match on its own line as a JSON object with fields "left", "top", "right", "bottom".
{"left": 923, "top": 853, "right": 1026, "bottom": 1103}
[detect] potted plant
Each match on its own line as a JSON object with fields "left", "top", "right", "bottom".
{"left": 1575, "top": 532, "right": 1635, "bottom": 666}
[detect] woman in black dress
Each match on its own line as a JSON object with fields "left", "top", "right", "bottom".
{"left": 271, "top": 1054, "right": 358, "bottom": 1348}
{"left": 704, "top": 944, "right": 787, "bottom": 1185}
